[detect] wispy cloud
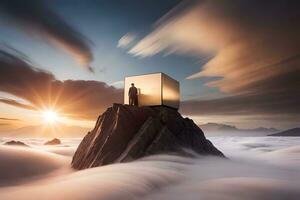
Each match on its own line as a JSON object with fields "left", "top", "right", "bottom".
{"left": 0, "top": 98, "right": 36, "bottom": 110}
{"left": 0, "top": 117, "right": 20, "bottom": 127}
{"left": 181, "top": 94, "right": 300, "bottom": 116}
{"left": 0, "top": 117, "right": 20, "bottom": 121}
{"left": 0, "top": 0, "right": 94, "bottom": 71}
{"left": 129, "top": 0, "right": 300, "bottom": 122}
{"left": 117, "top": 33, "right": 137, "bottom": 49}
{"left": 110, "top": 81, "right": 124, "bottom": 85}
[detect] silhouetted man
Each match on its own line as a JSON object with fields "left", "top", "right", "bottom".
{"left": 128, "top": 83, "right": 138, "bottom": 106}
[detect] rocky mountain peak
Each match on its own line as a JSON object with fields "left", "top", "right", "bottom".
{"left": 72, "top": 104, "right": 224, "bottom": 170}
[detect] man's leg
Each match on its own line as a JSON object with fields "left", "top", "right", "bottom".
{"left": 134, "top": 96, "right": 138, "bottom": 106}
{"left": 129, "top": 97, "right": 133, "bottom": 105}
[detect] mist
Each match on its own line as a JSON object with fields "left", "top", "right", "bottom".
{"left": 0, "top": 136, "right": 299, "bottom": 200}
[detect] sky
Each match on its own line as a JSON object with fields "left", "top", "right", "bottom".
{"left": 0, "top": 0, "right": 299, "bottom": 133}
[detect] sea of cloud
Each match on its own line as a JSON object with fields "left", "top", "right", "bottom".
{"left": 0, "top": 136, "right": 299, "bottom": 200}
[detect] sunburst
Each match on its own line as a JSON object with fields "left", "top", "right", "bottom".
{"left": 43, "top": 110, "right": 59, "bottom": 124}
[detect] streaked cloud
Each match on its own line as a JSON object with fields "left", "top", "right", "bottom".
{"left": 0, "top": 0, "right": 94, "bottom": 71}
{"left": 0, "top": 117, "right": 20, "bottom": 128}
{"left": 0, "top": 117, "right": 19, "bottom": 121}
{"left": 130, "top": 0, "right": 300, "bottom": 121}
{"left": 118, "top": 33, "right": 136, "bottom": 49}
{"left": 181, "top": 94, "right": 300, "bottom": 116}
{"left": 0, "top": 48, "right": 122, "bottom": 120}
{"left": 0, "top": 98, "right": 36, "bottom": 110}
{"left": 0, "top": 123, "right": 10, "bottom": 126}
{"left": 110, "top": 80, "right": 124, "bottom": 88}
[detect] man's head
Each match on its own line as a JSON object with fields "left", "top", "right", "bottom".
{"left": 131, "top": 83, "right": 134, "bottom": 87}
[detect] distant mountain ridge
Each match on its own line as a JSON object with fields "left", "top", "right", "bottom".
{"left": 1, "top": 121, "right": 287, "bottom": 138}
{"left": 199, "top": 123, "right": 279, "bottom": 136}
{"left": 268, "top": 128, "right": 300, "bottom": 137}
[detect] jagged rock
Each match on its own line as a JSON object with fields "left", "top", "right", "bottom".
{"left": 72, "top": 104, "right": 224, "bottom": 170}
{"left": 44, "top": 138, "right": 61, "bottom": 145}
{"left": 4, "top": 140, "right": 29, "bottom": 147}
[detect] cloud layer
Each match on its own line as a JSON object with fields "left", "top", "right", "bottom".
{"left": 0, "top": 48, "right": 122, "bottom": 120}
{"left": 1, "top": 137, "right": 300, "bottom": 200}
{"left": 130, "top": 0, "right": 300, "bottom": 120}
{"left": 0, "top": 0, "right": 94, "bottom": 71}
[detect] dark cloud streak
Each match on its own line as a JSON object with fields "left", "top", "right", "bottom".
{"left": 181, "top": 93, "right": 300, "bottom": 116}
{"left": 0, "top": 99, "right": 37, "bottom": 110}
{"left": 0, "top": 48, "right": 122, "bottom": 120}
{"left": 0, "top": 0, "right": 94, "bottom": 71}
{"left": 0, "top": 117, "right": 20, "bottom": 121}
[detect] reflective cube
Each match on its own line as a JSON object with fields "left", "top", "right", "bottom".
{"left": 124, "top": 72, "right": 180, "bottom": 109}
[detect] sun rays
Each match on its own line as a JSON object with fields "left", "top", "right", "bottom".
{"left": 43, "top": 110, "right": 59, "bottom": 124}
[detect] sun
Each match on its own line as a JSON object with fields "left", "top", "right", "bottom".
{"left": 43, "top": 110, "right": 59, "bottom": 124}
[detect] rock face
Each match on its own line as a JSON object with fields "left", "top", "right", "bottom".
{"left": 4, "top": 140, "right": 28, "bottom": 147}
{"left": 44, "top": 138, "right": 61, "bottom": 145}
{"left": 72, "top": 104, "right": 224, "bottom": 170}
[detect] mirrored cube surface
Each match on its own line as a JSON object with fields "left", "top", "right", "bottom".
{"left": 124, "top": 72, "right": 180, "bottom": 109}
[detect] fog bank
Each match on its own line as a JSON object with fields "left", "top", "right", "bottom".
{"left": 0, "top": 137, "right": 299, "bottom": 200}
